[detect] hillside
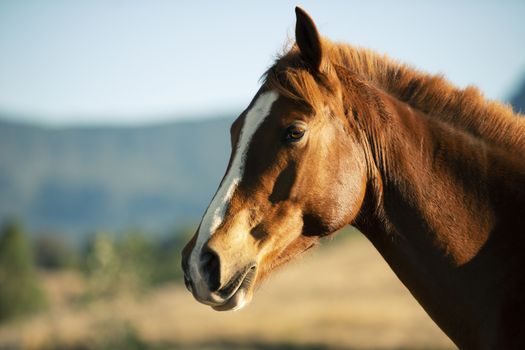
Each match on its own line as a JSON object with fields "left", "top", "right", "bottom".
{"left": 1, "top": 73, "right": 524, "bottom": 241}
{"left": 0, "top": 116, "right": 232, "bottom": 239}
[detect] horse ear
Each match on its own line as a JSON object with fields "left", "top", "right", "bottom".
{"left": 295, "top": 7, "right": 323, "bottom": 72}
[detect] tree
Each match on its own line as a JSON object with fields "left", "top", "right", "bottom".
{"left": 0, "top": 220, "right": 46, "bottom": 322}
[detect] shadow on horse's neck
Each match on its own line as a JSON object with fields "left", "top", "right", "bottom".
{"left": 349, "top": 83, "right": 525, "bottom": 349}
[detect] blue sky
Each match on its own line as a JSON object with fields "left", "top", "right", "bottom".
{"left": 0, "top": 1, "right": 524, "bottom": 125}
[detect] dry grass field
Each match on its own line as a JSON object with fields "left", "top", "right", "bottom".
{"left": 0, "top": 231, "right": 456, "bottom": 350}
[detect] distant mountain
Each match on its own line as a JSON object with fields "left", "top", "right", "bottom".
{"left": 0, "top": 116, "right": 233, "bottom": 239}
{"left": 2, "top": 73, "right": 524, "bottom": 241}
{"left": 510, "top": 75, "right": 525, "bottom": 114}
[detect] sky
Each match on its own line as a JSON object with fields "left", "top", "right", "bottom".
{"left": 0, "top": 0, "right": 524, "bottom": 125}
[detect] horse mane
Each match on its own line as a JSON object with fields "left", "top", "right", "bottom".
{"left": 264, "top": 38, "right": 525, "bottom": 152}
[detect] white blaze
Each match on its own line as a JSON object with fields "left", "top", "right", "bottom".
{"left": 189, "top": 90, "right": 279, "bottom": 288}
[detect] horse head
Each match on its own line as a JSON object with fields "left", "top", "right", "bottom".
{"left": 181, "top": 7, "right": 368, "bottom": 311}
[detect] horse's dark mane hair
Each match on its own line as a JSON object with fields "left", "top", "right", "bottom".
{"left": 264, "top": 38, "right": 525, "bottom": 151}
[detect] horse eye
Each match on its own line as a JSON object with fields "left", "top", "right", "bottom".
{"left": 285, "top": 124, "right": 306, "bottom": 142}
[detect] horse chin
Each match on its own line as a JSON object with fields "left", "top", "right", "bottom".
{"left": 212, "top": 287, "right": 252, "bottom": 311}
{"left": 212, "top": 266, "right": 256, "bottom": 312}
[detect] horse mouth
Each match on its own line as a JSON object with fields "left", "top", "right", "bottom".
{"left": 212, "top": 265, "right": 257, "bottom": 311}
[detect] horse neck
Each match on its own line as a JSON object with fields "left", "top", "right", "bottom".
{"left": 351, "top": 90, "right": 525, "bottom": 349}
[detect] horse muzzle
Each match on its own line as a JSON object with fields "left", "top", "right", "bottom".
{"left": 181, "top": 245, "right": 257, "bottom": 311}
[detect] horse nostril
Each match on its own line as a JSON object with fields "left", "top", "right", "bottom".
{"left": 200, "top": 246, "right": 221, "bottom": 292}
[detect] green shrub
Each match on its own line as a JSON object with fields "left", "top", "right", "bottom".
{"left": 34, "top": 234, "right": 78, "bottom": 270}
{"left": 81, "top": 227, "right": 195, "bottom": 300}
{"left": 151, "top": 226, "right": 194, "bottom": 285}
{"left": 83, "top": 232, "right": 122, "bottom": 298}
{"left": 0, "top": 220, "right": 46, "bottom": 322}
{"left": 83, "top": 231, "right": 155, "bottom": 298}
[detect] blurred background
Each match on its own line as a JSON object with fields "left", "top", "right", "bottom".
{"left": 0, "top": 1, "right": 524, "bottom": 349}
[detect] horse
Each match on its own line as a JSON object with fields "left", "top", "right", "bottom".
{"left": 182, "top": 7, "right": 525, "bottom": 349}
